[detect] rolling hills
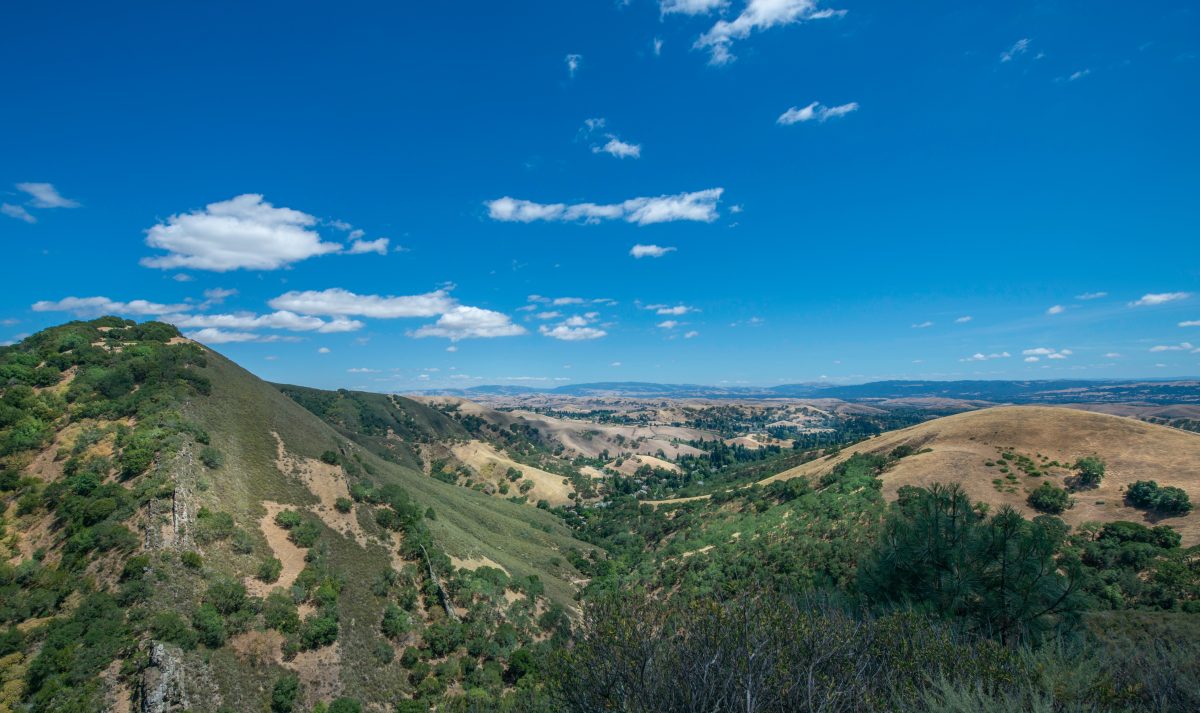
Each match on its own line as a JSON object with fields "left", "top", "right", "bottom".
{"left": 744, "top": 406, "right": 1200, "bottom": 543}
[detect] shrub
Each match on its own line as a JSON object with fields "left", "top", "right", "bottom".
{"left": 275, "top": 510, "right": 303, "bottom": 529}
{"left": 320, "top": 450, "right": 339, "bottom": 465}
{"left": 258, "top": 557, "right": 283, "bottom": 583}
{"left": 1074, "top": 456, "right": 1106, "bottom": 488}
{"left": 327, "top": 699, "right": 361, "bottom": 713}
{"left": 1027, "top": 482, "right": 1070, "bottom": 514}
{"left": 334, "top": 497, "right": 353, "bottom": 514}
{"left": 199, "top": 445, "right": 224, "bottom": 469}
{"left": 192, "top": 603, "right": 226, "bottom": 648}
{"left": 264, "top": 591, "right": 300, "bottom": 633}
{"left": 180, "top": 551, "right": 203, "bottom": 569}
{"left": 301, "top": 613, "right": 339, "bottom": 649}
{"left": 1127, "top": 480, "right": 1193, "bottom": 516}
{"left": 289, "top": 520, "right": 321, "bottom": 548}
{"left": 381, "top": 604, "right": 410, "bottom": 640}
{"left": 271, "top": 674, "right": 300, "bottom": 713}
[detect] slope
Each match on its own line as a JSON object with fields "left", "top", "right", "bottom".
{"left": 0, "top": 318, "right": 592, "bottom": 713}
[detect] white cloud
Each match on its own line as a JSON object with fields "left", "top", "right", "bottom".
{"left": 168, "top": 311, "right": 364, "bottom": 334}
{"left": 777, "top": 101, "right": 859, "bottom": 124}
{"left": 565, "top": 53, "right": 582, "bottom": 78}
{"left": 348, "top": 367, "right": 378, "bottom": 373}
{"left": 1024, "top": 356, "right": 1039, "bottom": 363}
{"left": 657, "top": 320, "right": 680, "bottom": 329}
{"left": 1130, "top": 292, "right": 1191, "bottom": 307}
{"left": 684, "top": 330, "right": 700, "bottom": 338}
{"left": 1000, "top": 38, "right": 1031, "bottom": 63}
{"left": 630, "top": 244, "right": 677, "bottom": 258}
{"left": 1180, "top": 320, "right": 1200, "bottom": 327}
{"left": 1068, "top": 68, "right": 1091, "bottom": 81}
{"left": 955, "top": 316, "right": 973, "bottom": 323}
{"left": 141, "top": 194, "right": 342, "bottom": 271}
{"left": 611, "top": 361, "right": 622, "bottom": 367}
{"left": 653, "top": 37, "right": 664, "bottom": 55}
{"left": 183, "top": 328, "right": 302, "bottom": 345}
{"left": 535, "top": 311, "right": 562, "bottom": 320}
{"left": 2, "top": 204, "right": 36, "bottom": 223}
{"left": 32, "top": 296, "right": 189, "bottom": 317}
{"left": 1149, "top": 342, "right": 1195, "bottom": 353}
{"left": 173, "top": 274, "right": 195, "bottom": 282}
{"left": 594, "top": 136, "right": 642, "bottom": 159}
{"left": 487, "top": 188, "right": 723, "bottom": 226}
{"left": 269, "top": 288, "right": 456, "bottom": 318}
{"left": 911, "top": 321, "right": 933, "bottom": 329}
{"left": 695, "top": 0, "right": 845, "bottom": 65}
{"left": 653, "top": 305, "right": 695, "bottom": 315}
{"left": 1104, "top": 352, "right": 1122, "bottom": 358}
{"left": 660, "top": 0, "right": 727, "bottom": 15}
{"left": 16, "top": 182, "right": 80, "bottom": 208}
{"left": 1076, "top": 291, "right": 1107, "bottom": 300}
{"left": 347, "top": 237, "right": 390, "bottom": 255}
{"left": 539, "top": 324, "right": 607, "bottom": 341}
{"left": 960, "top": 351, "right": 1011, "bottom": 362}
{"left": 1022, "top": 347, "right": 1072, "bottom": 359}
{"left": 411, "top": 306, "right": 526, "bottom": 341}
{"left": 318, "top": 347, "right": 331, "bottom": 354}
{"left": 553, "top": 297, "right": 585, "bottom": 306}
{"left": 1046, "top": 304, "right": 1065, "bottom": 315}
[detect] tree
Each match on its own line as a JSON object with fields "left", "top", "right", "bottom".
{"left": 1027, "top": 482, "right": 1069, "bottom": 514}
{"left": 858, "top": 483, "right": 1084, "bottom": 643}
{"left": 270, "top": 674, "right": 300, "bottom": 713}
{"left": 1074, "top": 456, "right": 1106, "bottom": 488}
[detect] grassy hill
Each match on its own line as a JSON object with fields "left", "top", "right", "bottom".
{"left": 0, "top": 318, "right": 593, "bottom": 712}
{"left": 758, "top": 406, "right": 1200, "bottom": 543}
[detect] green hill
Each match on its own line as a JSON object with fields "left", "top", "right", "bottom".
{"left": 0, "top": 318, "right": 591, "bottom": 712}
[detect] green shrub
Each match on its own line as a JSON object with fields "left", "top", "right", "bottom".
{"left": 1074, "top": 456, "right": 1106, "bottom": 487}
{"left": 192, "top": 603, "right": 226, "bottom": 647}
{"left": 181, "top": 551, "right": 203, "bottom": 569}
{"left": 199, "top": 445, "right": 224, "bottom": 469}
{"left": 275, "top": 510, "right": 303, "bottom": 529}
{"left": 1027, "top": 482, "right": 1070, "bottom": 514}
{"left": 301, "top": 613, "right": 338, "bottom": 649}
{"left": 381, "top": 603, "right": 410, "bottom": 640}
{"left": 320, "top": 450, "right": 339, "bottom": 465}
{"left": 258, "top": 557, "right": 283, "bottom": 583}
{"left": 271, "top": 673, "right": 300, "bottom": 713}
{"left": 334, "top": 497, "right": 353, "bottom": 514}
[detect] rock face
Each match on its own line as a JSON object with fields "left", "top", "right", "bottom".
{"left": 141, "top": 643, "right": 187, "bottom": 713}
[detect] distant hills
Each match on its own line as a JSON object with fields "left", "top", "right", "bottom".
{"left": 418, "top": 378, "right": 1200, "bottom": 404}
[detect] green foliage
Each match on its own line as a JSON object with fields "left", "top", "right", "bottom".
{"left": 300, "top": 612, "right": 339, "bottom": 649}
{"left": 23, "top": 592, "right": 133, "bottom": 712}
{"left": 381, "top": 603, "right": 410, "bottom": 640}
{"left": 149, "top": 611, "right": 198, "bottom": 650}
{"left": 264, "top": 592, "right": 300, "bottom": 634}
{"left": 192, "top": 603, "right": 227, "bottom": 648}
{"left": 271, "top": 673, "right": 300, "bottom": 713}
{"left": 1074, "top": 456, "right": 1106, "bottom": 488}
{"left": 194, "top": 508, "right": 236, "bottom": 544}
{"left": 180, "top": 551, "right": 203, "bottom": 569}
{"left": 320, "top": 450, "right": 340, "bottom": 465}
{"left": 258, "top": 557, "right": 283, "bottom": 583}
{"left": 1027, "top": 482, "right": 1070, "bottom": 514}
{"left": 1126, "top": 480, "right": 1193, "bottom": 515}
{"left": 199, "top": 445, "right": 224, "bottom": 469}
{"left": 859, "top": 483, "right": 1084, "bottom": 642}
{"left": 334, "top": 497, "right": 353, "bottom": 513}
{"left": 328, "top": 699, "right": 362, "bottom": 713}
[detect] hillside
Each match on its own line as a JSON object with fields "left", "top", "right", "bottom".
{"left": 0, "top": 319, "right": 593, "bottom": 712}
{"left": 758, "top": 406, "right": 1200, "bottom": 543}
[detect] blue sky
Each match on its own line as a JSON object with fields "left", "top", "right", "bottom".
{"left": 2, "top": 0, "right": 1198, "bottom": 391}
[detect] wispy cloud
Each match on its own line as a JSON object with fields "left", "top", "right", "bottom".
{"left": 1022, "top": 347, "right": 1072, "bottom": 362}
{"left": 695, "top": 0, "right": 846, "bottom": 65}
{"left": 660, "top": 0, "right": 727, "bottom": 15}
{"left": 347, "top": 237, "right": 390, "bottom": 255}
{"left": 16, "top": 182, "right": 80, "bottom": 208}
{"left": 777, "top": 101, "right": 858, "bottom": 124}
{"left": 1, "top": 204, "right": 36, "bottom": 223}
{"left": 565, "top": 53, "right": 582, "bottom": 78}
{"left": 269, "top": 288, "right": 455, "bottom": 318}
{"left": 630, "top": 244, "right": 677, "bottom": 258}
{"left": 1075, "top": 291, "right": 1107, "bottom": 300}
{"left": 911, "top": 321, "right": 934, "bottom": 329}
{"left": 960, "top": 351, "right": 1011, "bottom": 362}
{"left": 32, "top": 296, "right": 189, "bottom": 317}
{"left": 486, "top": 188, "right": 724, "bottom": 226}
{"left": 955, "top": 316, "right": 973, "bottom": 323}
{"left": 1130, "top": 292, "right": 1190, "bottom": 307}
{"left": 1149, "top": 342, "right": 1196, "bottom": 353}
{"left": 1000, "top": 38, "right": 1031, "bottom": 63}
{"left": 1046, "top": 305, "right": 1065, "bottom": 315}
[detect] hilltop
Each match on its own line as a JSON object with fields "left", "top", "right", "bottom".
{"left": 755, "top": 406, "right": 1200, "bottom": 543}
{"left": 0, "top": 318, "right": 592, "bottom": 712}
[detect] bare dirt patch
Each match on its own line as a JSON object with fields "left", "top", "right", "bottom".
{"left": 245, "top": 501, "right": 308, "bottom": 598}
{"left": 450, "top": 555, "right": 508, "bottom": 574}
{"left": 272, "top": 433, "right": 366, "bottom": 545}
{"left": 451, "top": 440, "right": 573, "bottom": 506}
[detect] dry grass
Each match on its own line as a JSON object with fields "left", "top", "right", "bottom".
{"left": 451, "top": 440, "right": 574, "bottom": 505}
{"left": 244, "top": 501, "right": 308, "bottom": 598}
{"left": 654, "top": 406, "right": 1200, "bottom": 544}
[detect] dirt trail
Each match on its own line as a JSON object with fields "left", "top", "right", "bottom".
{"left": 272, "top": 432, "right": 367, "bottom": 545}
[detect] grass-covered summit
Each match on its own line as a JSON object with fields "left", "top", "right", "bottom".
{"left": 0, "top": 318, "right": 591, "bottom": 712}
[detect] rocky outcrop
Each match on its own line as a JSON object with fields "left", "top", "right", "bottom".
{"left": 140, "top": 643, "right": 187, "bottom": 713}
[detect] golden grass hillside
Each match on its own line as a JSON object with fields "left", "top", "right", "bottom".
{"left": 655, "top": 406, "right": 1200, "bottom": 544}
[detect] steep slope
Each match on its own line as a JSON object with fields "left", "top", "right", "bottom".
{"left": 0, "top": 319, "right": 592, "bottom": 713}
{"left": 758, "top": 406, "right": 1200, "bottom": 543}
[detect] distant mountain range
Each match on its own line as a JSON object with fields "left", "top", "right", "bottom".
{"left": 416, "top": 379, "right": 1200, "bottom": 404}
